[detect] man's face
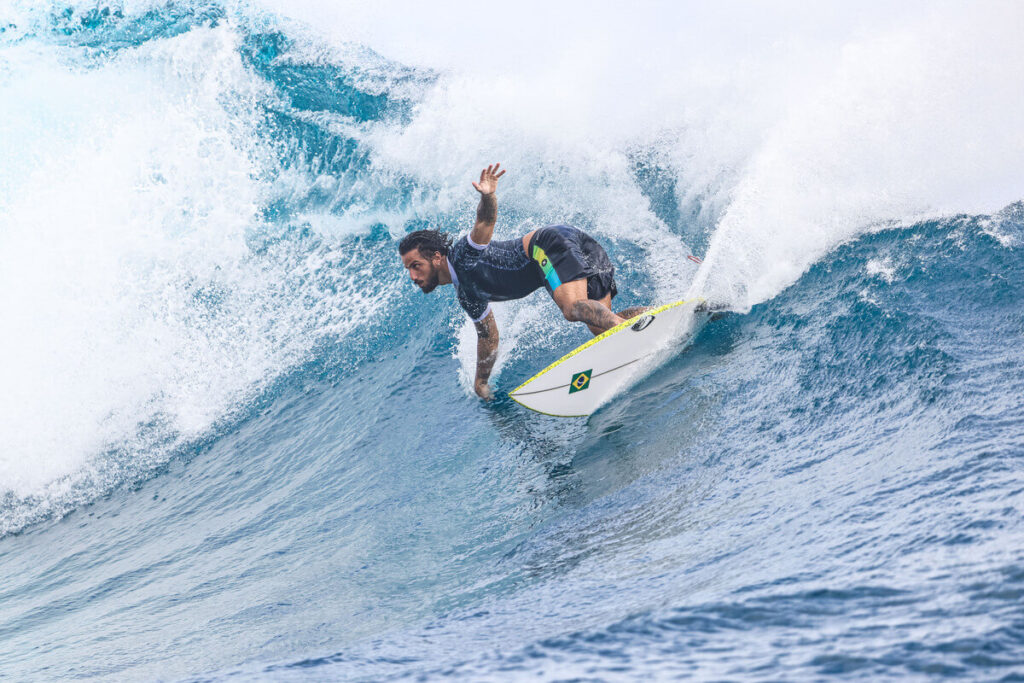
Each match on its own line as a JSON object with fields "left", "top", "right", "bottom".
{"left": 401, "top": 247, "right": 442, "bottom": 293}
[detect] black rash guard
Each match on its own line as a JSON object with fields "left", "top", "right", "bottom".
{"left": 447, "top": 233, "right": 543, "bottom": 322}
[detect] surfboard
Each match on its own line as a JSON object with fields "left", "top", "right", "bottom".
{"left": 509, "top": 298, "right": 709, "bottom": 417}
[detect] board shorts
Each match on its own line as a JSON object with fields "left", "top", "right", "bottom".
{"left": 527, "top": 226, "right": 618, "bottom": 301}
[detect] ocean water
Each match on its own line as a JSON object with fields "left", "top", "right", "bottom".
{"left": 1, "top": 1, "right": 1023, "bottom": 680}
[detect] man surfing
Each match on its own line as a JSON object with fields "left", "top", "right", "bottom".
{"left": 399, "top": 164, "right": 646, "bottom": 399}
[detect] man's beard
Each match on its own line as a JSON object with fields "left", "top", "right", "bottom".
{"left": 418, "top": 265, "right": 440, "bottom": 293}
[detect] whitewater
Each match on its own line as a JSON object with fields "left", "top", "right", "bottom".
{"left": 1, "top": 1, "right": 1022, "bottom": 679}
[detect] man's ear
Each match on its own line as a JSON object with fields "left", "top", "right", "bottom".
{"left": 432, "top": 252, "right": 445, "bottom": 267}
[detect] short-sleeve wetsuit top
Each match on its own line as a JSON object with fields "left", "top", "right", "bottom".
{"left": 447, "top": 233, "right": 544, "bottom": 322}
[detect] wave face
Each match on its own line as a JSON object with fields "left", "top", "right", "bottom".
{"left": 1, "top": 2, "right": 1022, "bottom": 680}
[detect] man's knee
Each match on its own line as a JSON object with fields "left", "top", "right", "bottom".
{"left": 560, "top": 301, "right": 579, "bottom": 322}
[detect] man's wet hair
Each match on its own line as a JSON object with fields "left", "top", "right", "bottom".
{"left": 398, "top": 229, "right": 454, "bottom": 258}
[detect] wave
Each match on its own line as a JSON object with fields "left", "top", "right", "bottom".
{"left": 3, "top": 0, "right": 1023, "bottom": 531}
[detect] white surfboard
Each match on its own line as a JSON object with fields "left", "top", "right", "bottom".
{"left": 509, "top": 298, "right": 709, "bottom": 417}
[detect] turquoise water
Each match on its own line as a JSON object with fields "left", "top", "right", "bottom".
{"left": 1, "top": 3, "right": 1023, "bottom": 680}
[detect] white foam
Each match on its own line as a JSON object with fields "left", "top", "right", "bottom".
{"left": 266, "top": 0, "right": 1024, "bottom": 315}
{"left": 0, "top": 22, "right": 393, "bottom": 524}
{"left": 0, "top": 28, "right": 262, "bottom": 496}
{"left": 685, "top": 3, "right": 1024, "bottom": 308}
{"left": 865, "top": 259, "right": 898, "bottom": 284}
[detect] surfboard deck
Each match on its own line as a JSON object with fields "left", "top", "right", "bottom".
{"left": 509, "top": 298, "right": 709, "bottom": 417}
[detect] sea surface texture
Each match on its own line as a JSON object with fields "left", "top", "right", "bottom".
{"left": 1, "top": 2, "right": 1023, "bottom": 680}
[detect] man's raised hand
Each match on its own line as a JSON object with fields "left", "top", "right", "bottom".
{"left": 472, "top": 163, "right": 506, "bottom": 195}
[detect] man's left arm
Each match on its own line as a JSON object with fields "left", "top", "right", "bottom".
{"left": 472, "top": 311, "right": 499, "bottom": 400}
{"left": 469, "top": 163, "right": 506, "bottom": 247}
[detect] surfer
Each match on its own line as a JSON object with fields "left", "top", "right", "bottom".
{"left": 399, "top": 164, "right": 647, "bottom": 399}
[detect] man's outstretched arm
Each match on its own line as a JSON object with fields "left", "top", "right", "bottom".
{"left": 469, "top": 163, "right": 506, "bottom": 247}
{"left": 473, "top": 310, "right": 499, "bottom": 399}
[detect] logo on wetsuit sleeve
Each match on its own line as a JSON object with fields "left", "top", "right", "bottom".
{"left": 532, "top": 245, "right": 563, "bottom": 291}
{"left": 569, "top": 369, "right": 592, "bottom": 394}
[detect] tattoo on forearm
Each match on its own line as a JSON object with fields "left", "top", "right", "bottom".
{"left": 476, "top": 338, "right": 497, "bottom": 381}
{"left": 571, "top": 300, "right": 620, "bottom": 330}
{"left": 476, "top": 192, "right": 497, "bottom": 225}
{"left": 475, "top": 317, "right": 498, "bottom": 382}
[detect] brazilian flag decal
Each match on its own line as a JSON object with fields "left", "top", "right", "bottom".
{"left": 569, "top": 369, "right": 592, "bottom": 394}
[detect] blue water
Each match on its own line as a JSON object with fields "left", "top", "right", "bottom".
{"left": 1, "top": 3, "right": 1023, "bottom": 680}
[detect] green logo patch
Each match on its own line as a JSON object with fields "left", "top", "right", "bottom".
{"left": 569, "top": 369, "right": 592, "bottom": 394}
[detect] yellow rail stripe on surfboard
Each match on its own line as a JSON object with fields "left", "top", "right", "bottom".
{"left": 505, "top": 398, "right": 591, "bottom": 418}
{"left": 509, "top": 297, "right": 706, "bottom": 398}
